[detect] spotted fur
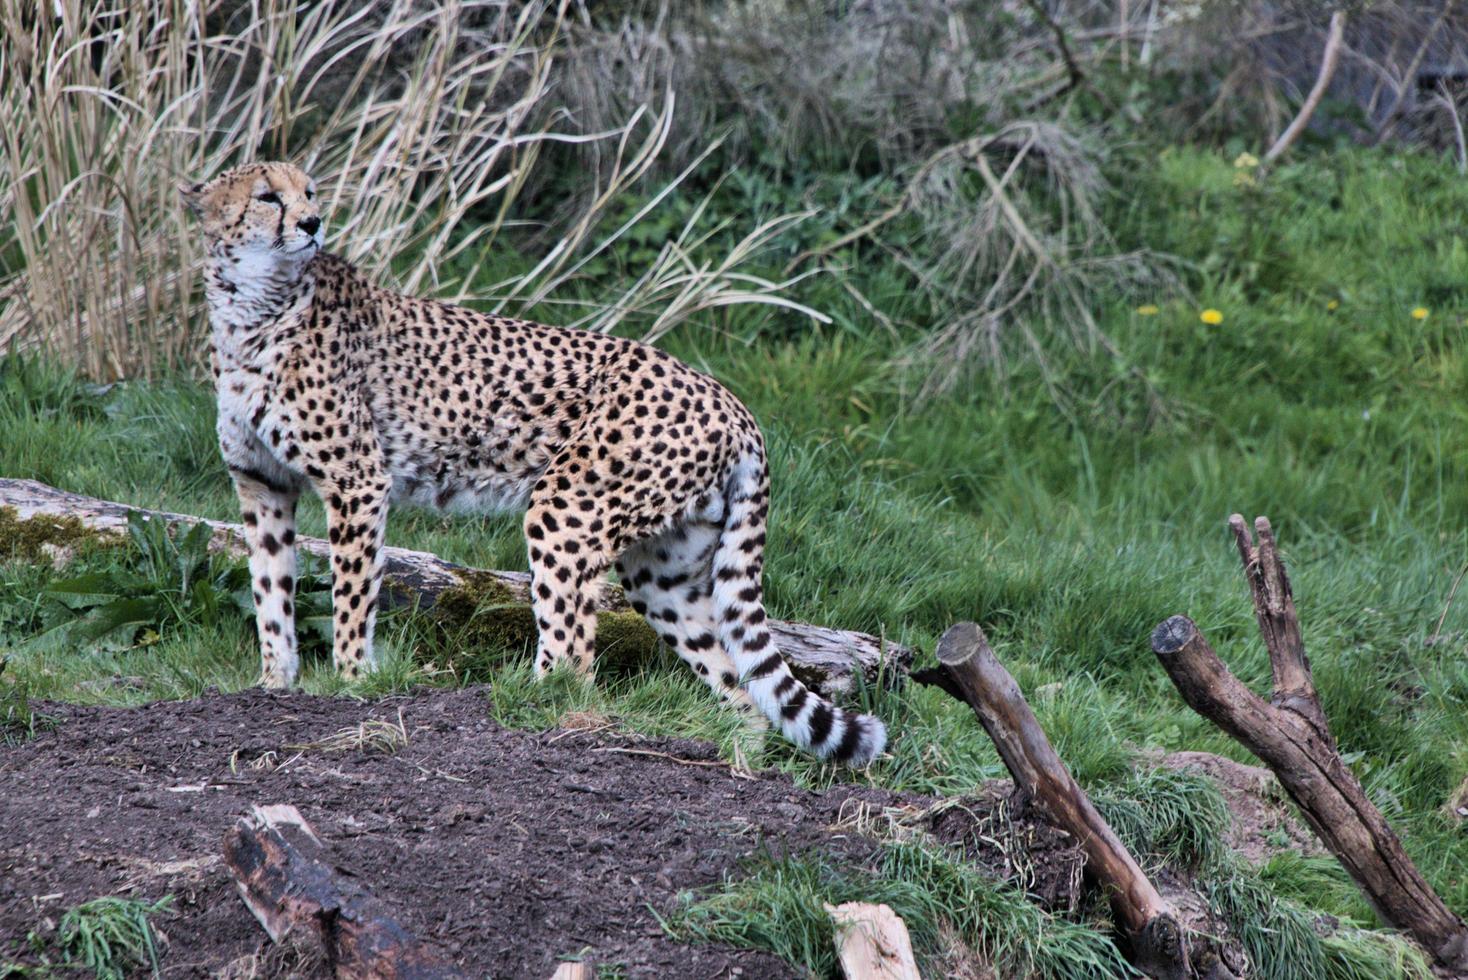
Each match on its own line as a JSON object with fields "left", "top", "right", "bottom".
{"left": 185, "top": 162, "right": 887, "bottom": 766}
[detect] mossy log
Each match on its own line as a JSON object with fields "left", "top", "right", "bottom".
{"left": 0, "top": 479, "right": 912, "bottom": 695}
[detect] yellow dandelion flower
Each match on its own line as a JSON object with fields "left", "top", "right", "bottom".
{"left": 1136, "top": 304, "right": 1160, "bottom": 315}
{"left": 1326, "top": 299, "right": 1339, "bottom": 311}
{"left": 1233, "top": 152, "right": 1260, "bottom": 169}
{"left": 1200, "top": 308, "right": 1224, "bottom": 325}
{"left": 1412, "top": 307, "right": 1430, "bottom": 320}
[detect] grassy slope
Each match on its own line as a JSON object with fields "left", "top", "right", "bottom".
{"left": 3, "top": 146, "right": 1467, "bottom": 975}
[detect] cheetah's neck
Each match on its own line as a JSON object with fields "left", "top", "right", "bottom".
{"left": 205, "top": 245, "right": 316, "bottom": 368}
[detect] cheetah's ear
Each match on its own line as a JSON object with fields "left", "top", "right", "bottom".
{"left": 179, "top": 181, "right": 206, "bottom": 217}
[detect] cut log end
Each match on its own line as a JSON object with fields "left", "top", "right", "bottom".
{"left": 1131, "top": 913, "right": 1190, "bottom": 980}
{"left": 1159, "top": 515, "right": 1468, "bottom": 973}
{"left": 922, "top": 624, "right": 1186, "bottom": 973}
{"left": 935, "top": 621, "right": 987, "bottom": 666}
{"left": 1150, "top": 615, "right": 1197, "bottom": 656}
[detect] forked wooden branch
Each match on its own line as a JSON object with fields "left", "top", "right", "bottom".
{"left": 1228, "top": 515, "right": 1327, "bottom": 734}
{"left": 1152, "top": 515, "right": 1468, "bottom": 974}
{"left": 0, "top": 478, "right": 912, "bottom": 695}
{"left": 916, "top": 623, "right": 1189, "bottom": 980}
{"left": 222, "top": 804, "right": 467, "bottom": 978}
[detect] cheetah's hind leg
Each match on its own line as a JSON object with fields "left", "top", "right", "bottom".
{"left": 616, "top": 515, "right": 768, "bottom": 730}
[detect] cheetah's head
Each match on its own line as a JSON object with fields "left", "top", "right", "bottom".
{"left": 181, "top": 162, "right": 323, "bottom": 273}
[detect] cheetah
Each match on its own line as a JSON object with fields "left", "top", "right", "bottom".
{"left": 182, "top": 162, "right": 887, "bottom": 766}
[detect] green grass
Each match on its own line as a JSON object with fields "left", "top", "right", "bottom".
{"left": 50, "top": 896, "right": 171, "bottom": 979}
{"left": 3, "top": 144, "right": 1468, "bottom": 976}
{"left": 665, "top": 840, "right": 1136, "bottom": 979}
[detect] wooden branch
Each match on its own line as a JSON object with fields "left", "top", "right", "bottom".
{"left": 1375, "top": 0, "right": 1456, "bottom": 143}
{"left": 1264, "top": 10, "right": 1346, "bottom": 164}
{"left": 1228, "top": 514, "right": 1327, "bottom": 735}
{"left": 1153, "top": 523, "right": 1468, "bottom": 978}
{"left": 0, "top": 478, "right": 911, "bottom": 695}
{"left": 1023, "top": 0, "right": 1086, "bottom": 98}
{"left": 916, "top": 623, "right": 1188, "bottom": 980}
{"left": 824, "top": 902, "right": 920, "bottom": 980}
{"left": 222, "top": 804, "right": 467, "bottom": 978}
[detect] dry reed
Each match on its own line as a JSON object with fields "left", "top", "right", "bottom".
{"left": 0, "top": 0, "right": 822, "bottom": 379}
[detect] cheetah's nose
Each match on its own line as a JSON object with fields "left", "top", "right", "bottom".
{"left": 298, "top": 215, "right": 321, "bottom": 236}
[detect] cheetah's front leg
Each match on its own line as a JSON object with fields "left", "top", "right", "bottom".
{"left": 232, "top": 471, "right": 300, "bottom": 688}
{"left": 525, "top": 470, "right": 615, "bottom": 678}
{"left": 319, "top": 472, "right": 391, "bottom": 679}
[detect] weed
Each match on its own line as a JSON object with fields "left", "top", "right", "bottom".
{"left": 55, "top": 895, "right": 172, "bottom": 979}
{"left": 0, "top": 660, "right": 56, "bottom": 746}
{"left": 15, "top": 512, "right": 246, "bottom": 655}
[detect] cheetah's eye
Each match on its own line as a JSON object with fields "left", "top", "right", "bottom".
{"left": 304, "top": 187, "right": 315, "bottom": 201}
{"left": 257, "top": 191, "right": 282, "bottom": 206}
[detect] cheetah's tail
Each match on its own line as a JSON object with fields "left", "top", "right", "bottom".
{"left": 711, "top": 449, "right": 887, "bottom": 767}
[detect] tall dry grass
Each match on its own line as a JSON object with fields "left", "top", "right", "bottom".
{"left": 0, "top": 0, "right": 821, "bottom": 379}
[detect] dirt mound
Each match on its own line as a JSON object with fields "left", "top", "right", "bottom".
{"left": 1160, "top": 750, "right": 1321, "bottom": 864}
{"left": 0, "top": 687, "right": 1081, "bottom": 977}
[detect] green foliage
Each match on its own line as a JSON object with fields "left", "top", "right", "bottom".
{"left": 479, "top": 661, "right": 755, "bottom": 755}
{"left": 14, "top": 513, "right": 241, "bottom": 655}
{"left": 5, "top": 511, "right": 337, "bottom": 660}
{"left": 55, "top": 896, "right": 172, "bottom": 979}
{"left": 1093, "top": 767, "right": 1232, "bottom": 872}
{"left": 0, "top": 659, "right": 55, "bottom": 746}
{"left": 667, "top": 839, "right": 1134, "bottom": 979}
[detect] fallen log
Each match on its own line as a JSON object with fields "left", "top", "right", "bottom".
{"left": 222, "top": 804, "right": 467, "bottom": 979}
{"left": 914, "top": 623, "right": 1190, "bottom": 980}
{"left": 0, "top": 478, "right": 912, "bottom": 695}
{"left": 824, "top": 902, "right": 921, "bottom": 980}
{"left": 1151, "top": 515, "right": 1468, "bottom": 975}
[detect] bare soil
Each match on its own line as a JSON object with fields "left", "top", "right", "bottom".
{"left": 0, "top": 687, "right": 1083, "bottom": 978}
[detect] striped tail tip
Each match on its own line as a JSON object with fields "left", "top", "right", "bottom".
{"left": 816, "top": 710, "right": 887, "bottom": 767}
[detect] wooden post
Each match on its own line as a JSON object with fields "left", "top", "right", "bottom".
{"left": 916, "top": 623, "right": 1189, "bottom": 980}
{"left": 1151, "top": 515, "right": 1468, "bottom": 974}
{"left": 222, "top": 804, "right": 467, "bottom": 978}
